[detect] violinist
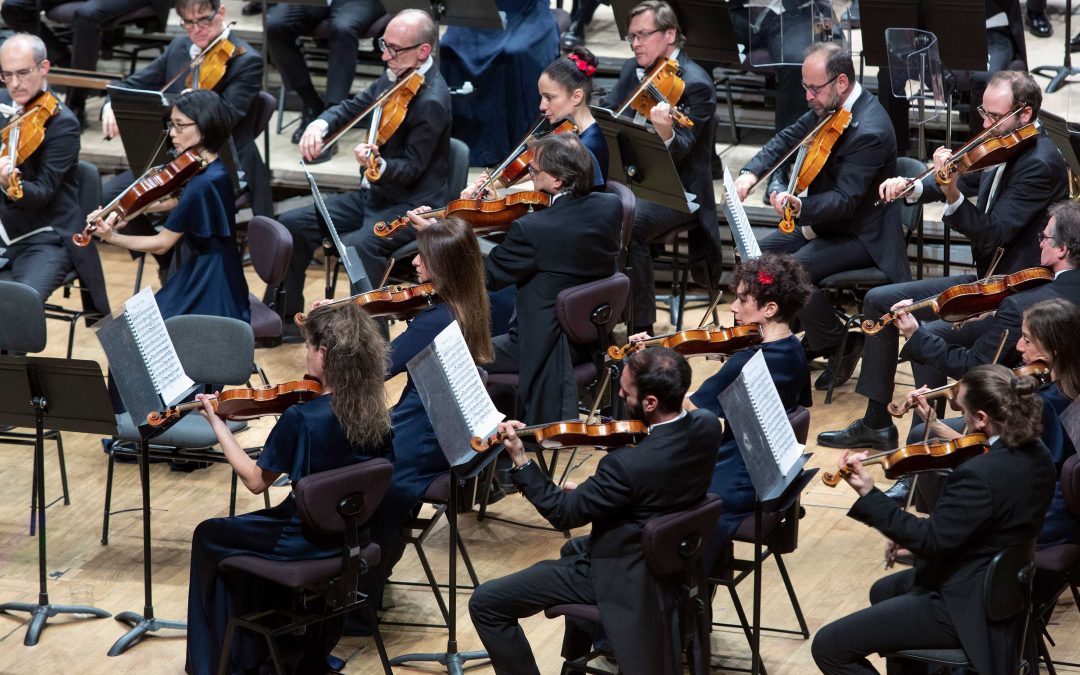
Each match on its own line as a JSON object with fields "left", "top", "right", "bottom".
{"left": 813, "top": 364, "right": 1055, "bottom": 675}
{"left": 733, "top": 42, "right": 908, "bottom": 393}
{"left": 0, "top": 34, "right": 109, "bottom": 316}
{"left": 186, "top": 302, "right": 392, "bottom": 675}
{"left": 88, "top": 90, "right": 250, "bottom": 322}
{"left": 538, "top": 48, "right": 607, "bottom": 184}
{"left": 600, "top": 0, "right": 718, "bottom": 336}
{"left": 469, "top": 347, "right": 721, "bottom": 675}
{"left": 277, "top": 9, "right": 450, "bottom": 321}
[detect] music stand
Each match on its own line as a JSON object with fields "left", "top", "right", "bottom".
{"left": 610, "top": 0, "right": 741, "bottom": 64}
{"left": 1038, "top": 110, "right": 1080, "bottom": 184}
{"left": 0, "top": 356, "right": 115, "bottom": 646}
{"left": 300, "top": 162, "right": 373, "bottom": 297}
{"left": 1032, "top": 0, "right": 1080, "bottom": 94}
{"left": 861, "top": 0, "right": 987, "bottom": 71}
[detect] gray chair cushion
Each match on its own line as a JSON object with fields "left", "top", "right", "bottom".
{"left": 165, "top": 315, "right": 254, "bottom": 385}
{"left": 819, "top": 267, "right": 890, "bottom": 289}
{"left": 0, "top": 281, "right": 46, "bottom": 352}
{"left": 116, "top": 411, "right": 246, "bottom": 446}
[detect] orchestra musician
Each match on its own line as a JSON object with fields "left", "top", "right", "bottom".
{"left": 733, "top": 41, "right": 909, "bottom": 393}
{"left": 812, "top": 364, "right": 1055, "bottom": 675}
{"left": 278, "top": 8, "right": 451, "bottom": 321}
{"left": 818, "top": 71, "right": 1069, "bottom": 455}
{"left": 186, "top": 302, "right": 391, "bottom": 675}
{"left": 538, "top": 48, "right": 608, "bottom": 185}
{"left": 0, "top": 34, "right": 109, "bottom": 316}
{"left": 88, "top": 90, "right": 250, "bottom": 322}
{"left": 469, "top": 347, "right": 721, "bottom": 675}
{"left": 601, "top": 0, "right": 718, "bottom": 336}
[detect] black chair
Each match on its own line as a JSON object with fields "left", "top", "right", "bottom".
{"left": 218, "top": 458, "right": 394, "bottom": 675}
{"left": 883, "top": 539, "right": 1039, "bottom": 673}
{"left": 544, "top": 494, "right": 725, "bottom": 675}
{"left": 245, "top": 216, "right": 294, "bottom": 369}
{"left": 1034, "top": 455, "right": 1080, "bottom": 672}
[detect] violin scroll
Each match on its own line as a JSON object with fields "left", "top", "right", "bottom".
{"left": 861, "top": 317, "right": 888, "bottom": 335}
{"left": 820, "top": 467, "right": 850, "bottom": 487}
{"left": 6, "top": 169, "right": 23, "bottom": 201}
{"left": 779, "top": 203, "right": 797, "bottom": 234}
{"left": 72, "top": 225, "right": 95, "bottom": 247}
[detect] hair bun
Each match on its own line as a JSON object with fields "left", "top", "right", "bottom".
{"left": 1011, "top": 375, "right": 1038, "bottom": 397}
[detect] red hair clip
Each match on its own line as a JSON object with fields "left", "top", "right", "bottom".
{"left": 758, "top": 270, "right": 774, "bottom": 285}
{"left": 567, "top": 53, "right": 597, "bottom": 77}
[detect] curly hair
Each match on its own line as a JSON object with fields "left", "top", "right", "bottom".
{"left": 1023, "top": 298, "right": 1080, "bottom": 399}
{"left": 731, "top": 252, "right": 813, "bottom": 324}
{"left": 959, "top": 364, "right": 1043, "bottom": 447}
{"left": 299, "top": 302, "right": 390, "bottom": 447}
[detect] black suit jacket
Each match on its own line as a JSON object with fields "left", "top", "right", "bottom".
{"left": 849, "top": 438, "right": 1054, "bottom": 675}
{"left": 318, "top": 68, "right": 452, "bottom": 210}
{"left": 901, "top": 268, "right": 1080, "bottom": 378}
{"left": 512, "top": 409, "right": 722, "bottom": 675}
{"left": 744, "top": 88, "right": 910, "bottom": 283}
{"left": 601, "top": 52, "right": 718, "bottom": 241}
{"left": 485, "top": 191, "right": 622, "bottom": 424}
{"left": 920, "top": 131, "right": 1067, "bottom": 277}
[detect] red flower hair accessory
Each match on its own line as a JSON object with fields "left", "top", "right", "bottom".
{"left": 758, "top": 270, "right": 774, "bottom": 285}
{"left": 568, "top": 53, "right": 597, "bottom": 77}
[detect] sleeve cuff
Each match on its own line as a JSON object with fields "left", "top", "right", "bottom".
{"left": 800, "top": 225, "right": 816, "bottom": 240}
{"left": 663, "top": 134, "right": 674, "bottom": 148}
{"left": 310, "top": 119, "right": 330, "bottom": 137}
{"left": 942, "top": 193, "right": 964, "bottom": 216}
{"left": 905, "top": 179, "right": 924, "bottom": 203}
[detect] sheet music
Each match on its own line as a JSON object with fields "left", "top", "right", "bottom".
{"left": 722, "top": 168, "right": 761, "bottom": 260}
{"left": 432, "top": 322, "right": 504, "bottom": 439}
{"left": 123, "top": 287, "right": 194, "bottom": 405}
{"left": 741, "top": 351, "right": 801, "bottom": 474}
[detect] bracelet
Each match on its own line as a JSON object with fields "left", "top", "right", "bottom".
{"left": 508, "top": 459, "right": 533, "bottom": 474}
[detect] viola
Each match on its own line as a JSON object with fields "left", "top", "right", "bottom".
{"left": 888, "top": 361, "right": 1050, "bottom": 417}
{"left": 470, "top": 418, "right": 648, "bottom": 453}
{"left": 73, "top": 150, "right": 207, "bottom": 246}
{"left": 489, "top": 117, "right": 578, "bottom": 189}
{"left": 294, "top": 282, "right": 438, "bottom": 325}
{"left": 373, "top": 191, "right": 552, "bottom": 238}
{"left": 156, "top": 23, "right": 245, "bottom": 93}
{"left": 0, "top": 90, "right": 62, "bottom": 201}
{"left": 319, "top": 69, "right": 424, "bottom": 156}
{"left": 778, "top": 108, "right": 852, "bottom": 233}
{"left": 607, "top": 324, "right": 762, "bottom": 361}
{"left": 821, "top": 433, "right": 990, "bottom": 487}
{"left": 615, "top": 58, "right": 693, "bottom": 128}
{"left": 861, "top": 267, "right": 1053, "bottom": 335}
{"left": 363, "top": 71, "right": 425, "bottom": 183}
{"left": 146, "top": 377, "right": 323, "bottom": 427}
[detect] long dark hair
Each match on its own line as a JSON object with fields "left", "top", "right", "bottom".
{"left": 1023, "top": 298, "right": 1080, "bottom": 399}
{"left": 960, "top": 364, "right": 1043, "bottom": 447}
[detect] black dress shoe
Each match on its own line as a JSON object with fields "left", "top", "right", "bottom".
{"left": 306, "top": 141, "right": 338, "bottom": 165}
{"left": 561, "top": 20, "right": 585, "bottom": 50}
{"left": 817, "top": 418, "right": 898, "bottom": 451}
{"left": 764, "top": 171, "right": 788, "bottom": 206}
{"left": 883, "top": 475, "right": 912, "bottom": 503}
{"left": 1027, "top": 10, "right": 1053, "bottom": 38}
{"left": 241, "top": 1, "right": 261, "bottom": 15}
{"left": 814, "top": 332, "right": 865, "bottom": 391}
{"left": 1071, "top": 32, "right": 1080, "bottom": 52}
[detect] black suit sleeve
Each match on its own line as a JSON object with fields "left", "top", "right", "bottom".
{"left": 375, "top": 93, "right": 447, "bottom": 187}
{"left": 216, "top": 51, "right": 263, "bottom": 128}
{"left": 797, "top": 129, "right": 891, "bottom": 235}
{"left": 511, "top": 452, "right": 636, "bottom": 531}
{"left": 899, "top": 296, "right": 1023, "bottom": 379}
{"left": 742, "top": 112, "right": 817, "bottom": 179}
{"left": 318, "top": 83, "right": 382, "bottom": 136}
{"left": 12, "top": 114, "right": 79, "bottom": 212}
{"left": 485, "top": 219, "right": 538, "bottom": 290}
{"left": 918, "top": 171, "right": 980, "bottom": 204}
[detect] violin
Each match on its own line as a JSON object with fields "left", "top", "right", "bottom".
{"left": 607, "top": 324, "right": 762, "bottom": 361}
{"left": 778, "top": 108, "right": 853, "bottom": 233}
{"left": 821, "top": 433, "right": 990, "bottom": 487}
{"left": 73, "top": 150, "right": 208, "bottom": 246}
{"left": 293, "top": 282, "right": 438, "bottom": 325}
{"left": 470, "top": 418, "right": 648, "bottom": 453}
{"left": 318, "top": 69, "right": 424, "bottom": 158}
{"left": 888, "top": 361, "right": 1050, "bottom": 418}
{"left": 363, "top": 71, "right": 425, "bottom": 183}
{"left": 160, "top": 23, "right": 245, "bottom": 93}
{"left": 373, "top": 191, "right": 552, "bottom": 238}
{"left": 861, "top": 267, "right": 1053, "bottom": 335}
{"left": 0, "top": 90, "right": 62, "bottom": 201}
{"left": 146, "top": 377, "right": 323, "bottom": 427}
{"left": 615, "top": 58, "right": 693, "bottom": 128}
{"left": 488, "top": 118, "right": 578, "bottom": 190}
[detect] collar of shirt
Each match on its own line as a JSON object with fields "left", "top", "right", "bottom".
{"left": 635, "top": 48, "right": 681, "bottom": 81}
{"left": 649, "top": 408, "right": 687, "bottom": 432}
{"left": 387, "top": 56, "right": 434, "bottom": 83}
{"left": 842, "top": 81, "right": 863, "bottom": 112}
{"left": 988, "top": 434, "right": 1001, "bottom": 447}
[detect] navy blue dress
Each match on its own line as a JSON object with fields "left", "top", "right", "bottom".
{"left": 1037, "top": 383, "right": 1080, "bottom": 549}
{"left": 186, "top": 395, "right": 389, "bottom": 675}
{"left": 580, "top": 122, "right": 608, "bottom": 186}
{"left": 156, "top": 159, "right": 250, "bottom": 323}
{"left": 689, "top": 335, "right": 812, "bottom": 571}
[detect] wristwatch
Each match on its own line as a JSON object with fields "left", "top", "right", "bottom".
{"left": 508, "top": 459, "right": 534, "bottom": 474}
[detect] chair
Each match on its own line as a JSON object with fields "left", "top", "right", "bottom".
{"left": 218, "top": 458, "right": 394, "bottom": 675}
{"left": 544, "top": 494, "right": 725, "bottom": 675}
{"left": 233, "top": 91, "right": 278, "bottom": 223}
{"left": 1034, "top": 455, "right": 1080, "bottom": 672}
{"left": 101, "top": 315, "right": 268, "bottom": 545}
{"left": 245, "top": 216, "right": 293, "bottom": 378}
{"left": 606, "top": 181, "right": 637, "bottom": 324}
{"left": 45, "top": 2, "right": 167, "bottom": 75}
{"left": 883, "top": 539, "right": 1038, "bottom": 673}
{"left": 817, "top": 155, "right": 925, "bottom": 404}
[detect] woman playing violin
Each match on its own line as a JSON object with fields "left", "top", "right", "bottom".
{"left": 90, "top": 90, "right": 250, "bottom": 322}
{"left": 538, "top": 48, "right": 607, "bottom": 185}
{"left": 813, "top": 364, "right": 1055, "bottom": 675}
{"left": 186, "top": 302, "right": 391, "bottom": 675}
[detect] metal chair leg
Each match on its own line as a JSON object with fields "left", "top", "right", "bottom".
{"left": 102, "top": 448, "right": 116, "bottom": 545}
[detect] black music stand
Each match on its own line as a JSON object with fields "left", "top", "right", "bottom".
{"left": 300, "top": 162, "right": 373, "bottom": 297}
{"left": 1038, "top": 110, "right": 1080, "bottom": 182}
{"left": 861, "top": 0, "right": 987, "bottom": 71}
{"left": 0, "top": 356, "right": 115, "bottom": 646}
{"left": 1033, "top": 0, "right": 1080, "bottom": 94}
{"left": 611, "top": 0, "right": 741, "bottom": 64}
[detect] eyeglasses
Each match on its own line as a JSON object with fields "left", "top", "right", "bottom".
{"left": 377, "top": 37, "right": 424, "bottom": 58}
{"left": 625, "top": 28, "right": 662, "bottom": 44}
{"left": 166, "top": 120, "right": 198, "bottom": 133}
{"left": 801, "top": 74, "right": 839, "bottom": 97}
{"left": 179, "top": 12, "right": 216, "bottom": 29}
{"left": 1037, "top": 231, "right": 1057, "bottom": 245}
{"left": 0, "top": 63, "right": 42, "bottom": 83}
{"left": 526, "top": 163, "right": 542, "bottom": 176}
{"left": 976, "top": 105, "right": 1005, "bottom": 123}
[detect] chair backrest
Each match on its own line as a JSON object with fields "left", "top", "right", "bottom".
{"left": 75, "top": 161, "right": 102, "bottom": 217}
{"left": 246, "top": 216, "right": 293, "bottom": 286}
{"left": 555, "top": 273, "right": 630, "bottom": 345}
{"left": 164, "top": 315, "right": 254, "bottom": 385}
{"left": 605, "top": 180, "right": 637, "bottom": 261}
{"left": 895, "top": 156, "right": 926, "bottom": 238}
{"left": 642, "top": 494, "right": 724, "bottom": 577}
{"left": 1061, "top": 455, "right": 1080, "bottom": 517}
{"left": 983, "top": 539, "right": 1037, "bottom": 622}
{"left": 233, "top": 91, "right": 277, "bottom": 149}
{"left": 293, "top": 458, "right": 394, "bottom": 536}
{"left": 443, "top": 138, "right": 471, "bottom": 203}
{"left": 0, "top": 281, "right": 47, "bottom": 353}
{"left": 787, "top": 405, "right": 810, "bottom": 445}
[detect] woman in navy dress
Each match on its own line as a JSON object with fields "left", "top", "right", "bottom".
{"left": 185, "top": 303, "right": 391, "bottom": 675}
{"left": 632, "top": 252, "right": 814, "bottom": 573}
{"left": 539, "top": 48, "right": 608, "bottom": 185}
{"left": 89, "top": 89, "right": 249, "bottom": 322}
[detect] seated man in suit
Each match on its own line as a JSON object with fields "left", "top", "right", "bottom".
{"left": 0, "top": 34, "right": 109, "bottom": 316}
{"left": 818, "top": 70, "right": 1068, "bottom": 457}
{"left": 600, "top": 0, "right": 718, "bottom": 337}
{"left": 469, "top": 347, "right": 721, "bottom": 675}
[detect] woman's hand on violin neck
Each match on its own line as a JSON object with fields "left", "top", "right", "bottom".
{"left": 406, "top": 206, "right": 436, "bottom": 230}
{"left": 310, "top": 298, "right": 332, "bottom": 311}
{"left": 195, "top": 392, "right": 221, "bottom": 421}
{"left": 839, "top": 450, "right": 874, "bottom": 497}
{"left": 90, "top": 211, "right": 122, "bottom": 241}
{"left": 497, "top": 420, "right": 528, "bottom": 466}
{"left": 878, "top": 176, "right": 913, "bottom": 204}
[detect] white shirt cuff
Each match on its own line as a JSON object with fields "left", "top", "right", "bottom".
{"left": 905, "top": 179, "right": 923, "bottom": 204}
{"left": 801, "top": 225, "right": 816, "bottom": 240}
{"left": 663, "top": 133, "right": 674, "bottom": 148}
{"left": 942, "top": 192, "right": 965, "bottom": 217}
{"left": 310, "top": 119, "right": 330, "bottom": 137}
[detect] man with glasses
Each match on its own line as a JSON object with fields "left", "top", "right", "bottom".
{"left": 733, "top": 42, "right": 908, "bottom": 393}
{"left": 276, "top": 9, "right": 451, "bottom": 327}
{"left": 266, "top": 0, "right": 385, "bottom": 147}
{"left": 601, "top": 0, "right": 717, "bottom": 338}
{"left": 818, "top": 70, "right": 1068, "bottom": 490}
{"left": 0, "top": 34, "right": 109, "bottom": 317}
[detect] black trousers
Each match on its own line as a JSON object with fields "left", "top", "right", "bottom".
{"left": 728, "top": 8, "right": 810, "bottom": 134}
{"left": 265, "top": 0, "right": 385, "bottom": 108}
{"left": 758, "top": 230, "right": 876, "bottom": 352}
{"left": 0, "top": 238, "right": 73, "bottom": 304}
{"left": 812, "top": 569, "right": 962, "bottom": 674}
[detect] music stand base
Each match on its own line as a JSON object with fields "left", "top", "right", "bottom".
{"left": 107, "top": 611, "right": 186, "bottom": 656}
{"left": 0, "top": 600, "right": 111, "bottom": 646}
{"left": 1032, "top": 65, "right": 1080, "bottom": 95}
{"left": 388, "top": 649, "right": 489, "bottom": 675}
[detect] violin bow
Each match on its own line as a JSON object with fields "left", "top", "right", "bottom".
{"left": 475, "top": 115, "right": 551, "bottom": 197}
{"left": 744, "top": 111, "right": 836, "bottom": 198}
{"left": 319, "top": 68, "right": 421, "bottom": 153}
{"left": 160, "top": 22, "right": 237, "bottom": 93}
{"left": 697, "top": 291, "right": 724, "bottom": 329}
{"left": 991, "top": 329, "right": 1010, "bottom": 365}
{"left": 586, "top": 367, "right": 613, "bottom": 425}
